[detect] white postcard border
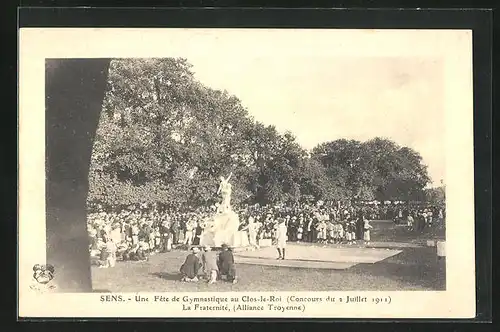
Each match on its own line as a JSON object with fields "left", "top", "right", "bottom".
{"left": 18, "top": 28, "right": 475, "bottom": 318}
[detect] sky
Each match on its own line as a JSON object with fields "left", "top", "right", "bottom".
{"left": 20, "top": 28, "right": 470, "bottom": 189}
{"left": 186, "top": 55, "right": 445, "bottom": 187}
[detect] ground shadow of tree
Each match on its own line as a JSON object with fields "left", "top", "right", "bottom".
{"left": 348, "top": 248, "right": 446, "bottom": 290}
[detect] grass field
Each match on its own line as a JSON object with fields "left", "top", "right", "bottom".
{"left": 370, "top": 219, "right": 445, "bottom": 243}
{"left": 91, "top": 221, "right": 446, "bottom": 292}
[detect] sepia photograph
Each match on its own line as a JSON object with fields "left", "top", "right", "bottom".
{"left": 19, "top": 27, "right": 475, "bottom": 318}
{"left": 84, "top": 55, "right": 447, "bottom": 292}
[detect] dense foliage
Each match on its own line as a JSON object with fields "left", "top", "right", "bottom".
{"left": 88, "top": 58, "right": 433, "bottom": 209}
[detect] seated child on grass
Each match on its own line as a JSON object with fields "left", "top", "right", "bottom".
{"left": 202, "top": 245, "right": 219, "bottom": 284}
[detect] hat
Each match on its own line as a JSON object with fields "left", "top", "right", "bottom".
{"left": 221, "top": 243, "right": 228, "bottom": 248}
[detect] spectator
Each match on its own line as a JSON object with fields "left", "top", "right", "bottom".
{"left": 180, "top": 247, "right": 202, "bottom": 282}
{"left": 276, "top": 218, "right": 288, "bottom": 260}
{"left": 98, "top": 234, "right": 117, "bottom": 268}
{"left": 202, "top": 245, "right": 218, "bottom": 284}
{"left": 218, "top": 244, "right": 237, "bottom": 284}
{"left": 363, "top": 219, "right": 373, "bottom": 245}
{"left": 407, "top": 214, "right": 414, "bottom": 231}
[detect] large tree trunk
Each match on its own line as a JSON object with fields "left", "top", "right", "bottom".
{"left": 45, "top": 59, "right": 110, "bottom": 292}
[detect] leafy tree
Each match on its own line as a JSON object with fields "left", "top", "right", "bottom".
{"left": 424, "top": 185, "right": 446, "bottom": 206}
{"left": 88, "top": 58, "right": 432, "bottom": 209}
{"left": 312, "top": 138, "right": 430, "bottom": 202}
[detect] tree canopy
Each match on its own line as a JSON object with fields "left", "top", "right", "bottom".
{"left": 88, "top": 58, "right": 432, "bottom": 209}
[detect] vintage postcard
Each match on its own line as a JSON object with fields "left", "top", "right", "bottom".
{"left": 18, "top": 28, "right": 475, "bottom": 318}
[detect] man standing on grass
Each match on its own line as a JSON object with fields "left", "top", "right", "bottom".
{"left": 407, "top": 213, "right": 414, "bottom": 231}
{"left": 171, "top": 218, "right": 180, "bottom": 246}
{"left": 276, "top": 218, "right": 288, "bottom": 260}
{"left": 438, "top": 208, "right": 444, "bottom": 223}
{"left": 304, "top": 216, "right": 311, "bottom": 243}
{"left": 245, "top": 215, "right": 260, "bottom": 250}
{"left": 184, "top": 217, "right": 195, "bottom": 246}
{"left": 356, "top": 212, "right": 365, "bottom": 241}
{"left": 427, "top": 208, "right": 433, "bottom": 227}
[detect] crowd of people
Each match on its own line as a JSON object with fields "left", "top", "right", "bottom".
{"left": 87, "top": 200, "right": 445, "bottom": 273}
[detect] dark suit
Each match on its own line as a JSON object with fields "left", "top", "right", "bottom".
{"left": 218, "top": 250, "right": 236, "bottom": 281}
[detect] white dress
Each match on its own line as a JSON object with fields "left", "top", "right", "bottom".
{"left": 248, "top": 222, "right": 258, "bottom": 246}
{"left": 276, "top": 224, "right": 288, "bottom": 248}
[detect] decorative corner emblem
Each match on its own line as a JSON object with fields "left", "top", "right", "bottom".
{"left": 29, "top": 264, "right": 57, "bottom": 293}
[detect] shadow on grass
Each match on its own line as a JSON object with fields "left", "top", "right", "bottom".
{"left": 370, "top": 220, "right": 446, "bottom": 244}
{"left": 150, "top": 271, "right": 183, "bottom": 281}
{"left": 349, "top": 248, "right": 446, "bottom": 290}
{"left": 91, "top": 237, "right": 446, "bottom": 292}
